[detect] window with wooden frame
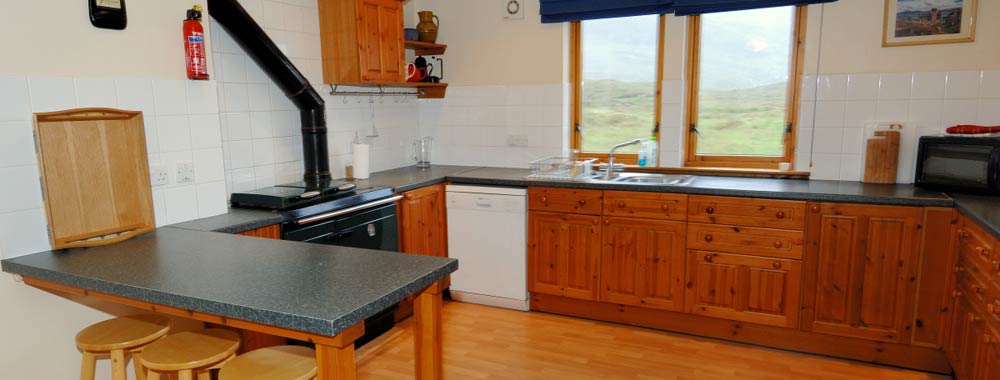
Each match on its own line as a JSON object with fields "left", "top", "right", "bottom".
{"left": 684, "top": 6, "right": 807, "bottom": 169}
{"left": 570, "top": 15, "right": 666, "bottom": 164}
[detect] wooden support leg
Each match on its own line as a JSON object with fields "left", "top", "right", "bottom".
{"left": 178, "top": 369, "right": 194, "bottom": 380}
{"left": 80, "top": 351, "right": 97, "bottom": 380}
{"left": 131, "top": 351, "right": 147, "bottom": 380}
{"left": 111, "top": 349, "right": 127, "bottom": 380}
{"left": 414, "top": 281, "right": 444, "bottom": 380}
{"left": 315, "top": 323, "right": 364, "bottom": 380}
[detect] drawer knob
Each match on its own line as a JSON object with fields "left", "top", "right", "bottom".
{"left": 704, "top": 254, "right": 713, "bottom": 263}
{"left": 988, "top": 304, "right": 997, "bottom": 315}
{"left": 952, "top": 291, "right": 963, "bottom": 298}
{"left": 992, "top": 261, "right": 1000, "bottom": 272}
{"left": 976, "top": 247, "right": 989, "bottom": 257}
{"left": 810, "top": 205, "right": 820, "bottom": 213}
{"left": 578, "top": 199, "right": 587, "bottom": 206}
{"left": 660, "top": 204, "right": 670, "bottom": 211}
{"left": 593, "top": 219, "right": 599, "bottom": 225}
{"left": 617, "top": 201, "right": 626, "bottom": 208}
{"left": 969, "top": 314, "right": 981, "bottom": 323}
{"left": 976, "top": 286, "right": 986, "bottom": 294}
{"left": 773, "top": 262, "right": 782, "bottom": 269}
{"left": 985, "top": 335, "right": 995, "bottom": 345}
{"left": 773, "top": 241, "right": 783, "bottom": 249}
{"left": 954, "top": 266, "right": 965, "bottom": 273}
{"left": 706, "top": 207, "right": 715, "bottom": 214}
{"left": 541, "top": 195, "right": 548, "bottom": 203}
{"left": 704, "top": 234, "right": 714, "bottom": 243}
{"left": 775, "top": 211, "right": 786, "bottom": 219}
{"left": 603, "top": 219, "right": 610, "bottom": 226}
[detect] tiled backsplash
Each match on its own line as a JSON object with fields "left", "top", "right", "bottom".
{"left": 212, "top": 0, "right": 420, "bottom": 193}
{"left": 800, "top": 70, "right": 1000, "bottom": 182}
{"left": 0, "top": 75, "right": 227, "bottom": 259}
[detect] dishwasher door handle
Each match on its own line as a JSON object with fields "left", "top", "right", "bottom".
{"left": 295, "top": 195, "right": 403, "bottom": 225}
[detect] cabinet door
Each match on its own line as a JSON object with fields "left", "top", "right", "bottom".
{"left": 685, "top": 251, "right": 802, "bottom": 327}
{"left": 978, "top": 329, "right": 1000, "bottom": 380}
{"left": 601, "top": 217, "right": 685, "bottom": 311}
{"left": 357, "top": 0, "right": 403, "bottom": 82}
{"left": 947, "top": 296, "right": 987, "bottom": 380}
{"left": 399, "top": 184, "right": 447, "bottom": 257}
{"left": 803, "top": 203, "right": 923, "bottom": 343}
{"left": 528, "top": 211, "right": 602, "bottom": 301}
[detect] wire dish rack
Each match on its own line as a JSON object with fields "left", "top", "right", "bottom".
{"left": 525, "top": 157, "right": 596, "bottom": 180}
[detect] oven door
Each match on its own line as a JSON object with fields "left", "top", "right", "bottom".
{"left": 282, "top": 202, "right": 399, "bottom": 251}
{"left": 916, "top": 142, "right": 998, "bottom": 194}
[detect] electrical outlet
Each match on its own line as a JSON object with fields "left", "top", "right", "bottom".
{"left": 150, "top": 164, "right": 169, "bottom": 187}
{"left": 507, "top": 134, "right": 529, "bottom": 147}
{"left": 176, "top": 161, "right": 196, "bottom": 184}
{"left": 503, "top": 0, "right": 524, "bottom": 20}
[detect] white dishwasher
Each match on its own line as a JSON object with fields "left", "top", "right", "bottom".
{"left": 446, "top": 185, "right": 528, "bottom": 311}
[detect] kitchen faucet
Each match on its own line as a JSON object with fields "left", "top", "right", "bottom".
{"left": 605, "top": 138, "right": 644, "bottom": 178}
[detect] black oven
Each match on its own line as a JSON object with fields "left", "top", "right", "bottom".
{"left": 915, "top": 136, "right": 1000, "bottom": 195}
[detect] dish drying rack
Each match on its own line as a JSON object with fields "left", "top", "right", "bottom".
{"left": 525, "top": 157, "right": 597, "bottom": 180}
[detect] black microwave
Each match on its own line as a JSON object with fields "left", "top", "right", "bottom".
{"left": 915, "top": 136, "right": 1000, "bottom": 195}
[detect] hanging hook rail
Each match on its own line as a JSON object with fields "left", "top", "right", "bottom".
{"left": 328, "top": 84, "right": 423, "bottom": 97}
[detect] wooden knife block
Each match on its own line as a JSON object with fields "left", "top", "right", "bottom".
{"left": 863, "top": 130, "right": 900, "bottom": 184}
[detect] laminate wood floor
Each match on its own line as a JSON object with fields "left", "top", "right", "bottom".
{"left": 356, "top": 301, "right": 950, "bottom": 380}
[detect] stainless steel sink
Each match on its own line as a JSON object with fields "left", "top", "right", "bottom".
{"left": 588, "top": 172, "right": 694, "bottom": 186}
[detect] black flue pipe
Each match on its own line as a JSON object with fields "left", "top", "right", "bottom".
{"left": 207, "top": 0, "right": 330, "bottom": 184}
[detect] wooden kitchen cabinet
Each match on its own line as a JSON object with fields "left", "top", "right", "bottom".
{"left": 528, "top": 211, "right": 602, "bottom": 301}
{"left": 237, "top": 225, "right": 281, "bottom": 239}
{"left": 399, "top": 184, "right": 447, "bottom": 257}
{"left": 947, "top": 294, "right": 987, "bottom": 380}
{"left": 318, "top": 0, "right": 405, "bottom": 83}
{"left": 978, "top": 329, "right": 1000, "bottom": 380}
{"left": 600, "top": 217, "right": 686, "bottom": 311}
{"left": 684, "top": 250, "right": 802, "bottom": 327}
{"left": 802, "top": 202, "right": 923, "bottom": 343}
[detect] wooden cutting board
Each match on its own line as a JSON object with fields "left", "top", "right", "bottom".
{"left": 863, "top": 130, "right": 900, "bottom": 184}
{"left": 34, "top": 108, "right": 155, "bottom": 250}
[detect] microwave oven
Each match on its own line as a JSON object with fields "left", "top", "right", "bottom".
{"left": 914, "top": 136, "right": 1000, "bottom": 195}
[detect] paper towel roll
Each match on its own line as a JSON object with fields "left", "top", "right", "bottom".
{"left": 352, "top": 143, "right": 370, "bottom": 179}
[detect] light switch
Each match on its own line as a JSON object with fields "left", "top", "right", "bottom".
{"left": 176, "top": 161, "right": 196, "bottom": 184}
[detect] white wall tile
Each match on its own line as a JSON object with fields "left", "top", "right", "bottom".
{"left": 196, "top": 182, "right": 228, "bottom": 217}
{"left": 156, "top": 115, "right": 192, "bottom": 152}
{"left": 844, "top": 101, "right": 876, "bottom": 128}
{"left": 250, "top": 111, "right": 273, "bottom": 138}
{"left": 816, "top": 74, "right": 848, "bottom": 101}
{"left": 981, "top": 71, "right": 1000, "bottom": 99}
{"left": 189, "top": 115, "right": 223, "bottom": 149}
{"left": 252, "top": 139, "right": 275, "bottom": 165}
{"left": 0, "top": 121, "right": 37, "bottom": 167}
{"left": 143, "top": 116, "right": 159, "bottom": 154}
{"left": 253, "top": 165, "right": 276, "bottom": 188}
{"left": 910, "top": 72, "right": 947, "bottom": 100}
{"left": 152, "top": 80, "right": 188, "bottom": 115}
{"left": 978, "top": 99, "right": 1000, "bottom": 125}
{"left": 809, "top": 153, "right": 841, "bottom": 180}
{"left": 186, "top": 80, "right": 220, "bottom": 114}
{"left": 29, "top": 76, "right": 76, "bottom": 112}
{"left": 846, "top": 74, "right": 879, "bottom": 101}
{"left": 116, "top": 79, "right": 155, "bottom": 114}
{"left": 907, "top": 100, "right": 943, "bottom": 128}
{"left": 946, "top": 71, "right": 982, "bottom": 99}
{"left": 838, "top": 154, "right": 862, "bottom": 181}
{"left": 812, "top": 128, "right": 844, "bottom": 154}
{"left": 841, "top": 128, "right": 865, "bottom": 155}
{"left": 876, "top": 101, "right": 909, "bottom": 122}
{"left": 194, "top": 148, "right": 225, "bottom": 183}
{"left": 941, "top": 100, "right": 979, "bottom": 127}
{"left": 814, "top": 102, "right": 845, "bottom": 128}
{"left": 230, "top": 167, "right": 255, "bottom": 192}
{"left": 0, "top": 76, "right": 31, "bottom": 121}
{"left": 219, "top": 53, "right": 247, "bottom": 83}
{"left": 800, "top": 75, "right": 817, "bottom": 102}
{"left": 224, "top": 112, "right": 252, "bottom": 141}
{"left": 162, "top": 186, "right": 199, "bottom": 225}
{"left": 222, "top": 83, "right": 249, "bottom": 112}
{"left": 878, "top": 73, "right": 912, "bottom": 100}
{"left": 0, "top": 166, "right": 43, "bottom": 213}
{"left": 0, "top": 208, "right": 50, "bottom": 258}
{"left": 74, "top": 78, "right": 118, "bottom": 108}
{"left": 228, "top": 140, "right": 254, "bottom": 169}
{"left": 261, "top": 0, "right": 286, "bottom": 30}
{"left": 248, "top": 84, "right": 270, "bottom": 111}
{"left": 151, "top": 190, "right": 167, "bottom": 227}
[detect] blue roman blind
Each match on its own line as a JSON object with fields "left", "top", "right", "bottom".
{"left": 673, "top": 0, "right": 837, "bottom": 16}
{"left": 539, "top": 0, "right": 675, "bottom": 23}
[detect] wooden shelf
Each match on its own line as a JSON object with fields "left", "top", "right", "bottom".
{"left": 404, "top": 40, "right": 447, "bottom": 55}
{"left": 329, "top": 82, "right": 448, "bottom": 99}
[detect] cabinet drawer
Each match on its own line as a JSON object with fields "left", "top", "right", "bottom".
{"left": 528, "top": 187, "right": 603, "bottom": 215}
{"left": 688, "top": 195, "right": 806, "bottom": 229}
{"left": 959, "top": 218, "right": 998, "bottom": 282}
{"left": 957, "top": 257, "right": 996, "bottom": 307}
{"left": 687, "top": 223, "right": 804, "bottom": 260}
{"left": 602, "top": 191, "right": 687, "bottom": 221}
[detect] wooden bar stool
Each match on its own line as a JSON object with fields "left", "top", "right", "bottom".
{"left": 218, "top": 345, "right": 317, "bottom": 380}
{"left": 76, "top": 314, "right": 172, "bottom": 380}
{"left": 140, "top": 328, "right": 241, "bottom": 380}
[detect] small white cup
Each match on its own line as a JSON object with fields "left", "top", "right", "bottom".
{"left": 778, "top": 162, "right": 792, "bottom": 171}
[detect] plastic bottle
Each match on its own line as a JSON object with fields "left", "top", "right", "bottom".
{"left": 647, "top": 136, "right": 658, "bottom": 166}
{"left": 637, "top": 140, "right": 649, "bottom": 167}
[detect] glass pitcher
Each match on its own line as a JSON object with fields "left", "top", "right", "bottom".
{"left": 412, "top": 137, "right": 433, "bottom": 168}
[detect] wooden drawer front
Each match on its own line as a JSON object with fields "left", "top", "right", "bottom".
{"left": 956, "top": 261, "right": 992, "bottom": 310}
{"left": 684, "top": 250, "right": 802, "bottom": 328}
{"left": 687, "top": 223, "right": 803, "bottom": 260}
{"left": 528, "top": 187, "right": 603, "bottom": 215}
{"left": 602, "top": 191, "right": 687, "bottom": 221}
{"left": 688, "top": 195, "right": 806, "bottom": 229}
{"left": 959, "top": 217, "right": 998, "bottom": 283}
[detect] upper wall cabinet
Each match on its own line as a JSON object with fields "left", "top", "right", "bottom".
{"left": 318, "top": 0, "right": 405, "bottom": 84}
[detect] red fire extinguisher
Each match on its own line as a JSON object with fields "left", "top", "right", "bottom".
{"left": 184, "top": 5, "right": 209, "bottom": 80}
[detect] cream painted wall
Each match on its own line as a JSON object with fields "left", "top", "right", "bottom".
{"left": 409, "top": 0, "right": 564, "bottom": 85}
{"left": 0, "top": 0, "right": 211, "bottom": 79}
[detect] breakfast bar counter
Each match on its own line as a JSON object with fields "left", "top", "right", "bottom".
{"left": 1, "top": 227, "right": 458, "bottom": 380}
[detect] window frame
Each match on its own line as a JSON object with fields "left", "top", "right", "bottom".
{"left": 569, "top": 15, "right": 667, "bottom": 165}
{"left": 683, "top": 6, "right": 808, "bottom": 169}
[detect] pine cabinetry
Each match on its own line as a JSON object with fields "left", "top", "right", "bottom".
{"left": 399, "top": 184, "right": 448, "bottom": 257}
{"left": 318, "top": 0, "right": 405, "bottom": 83}
{"left": 945, "top": 214, "right": 1000, "bottom": 379}
{"left": 802, "top": 202, "right": 923, "bottom": 343}
{"left": 600, "top": 217, "right": 686, "bottom": 311}
{"left": 527, "top": 210, "right": 602, "bottom": 300}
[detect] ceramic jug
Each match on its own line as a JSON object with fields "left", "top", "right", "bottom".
{"left": 416, "top": 11, "right": 439, "bottom": 43}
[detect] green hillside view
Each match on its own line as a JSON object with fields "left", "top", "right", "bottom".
{"left": 580, "top": 80, "right": 787, "bottom": 156}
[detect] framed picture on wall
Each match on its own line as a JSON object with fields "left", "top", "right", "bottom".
{"left": 883, "top": 0, "right": 977, "bottom": 47}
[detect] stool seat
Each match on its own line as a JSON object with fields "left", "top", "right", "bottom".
{"left": 76, "top": 314, "right": 172, "bottom": 352}
{"left": 219, "top": 346, "right": 317, "bottom": 380}
{"left": 141, "top": 329, "right": 241, "bottom": 372}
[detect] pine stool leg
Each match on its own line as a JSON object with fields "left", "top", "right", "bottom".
{"left": 110, "top": 349, "right": 128, "bottom": 380}
{"left": 178, "top": 369, "right": 194, "bottom": 380}
{"left": 80, "top": 351, "right": 97, "bottom": 380}
{"left": 132, "top": 350, "right": 147, "bottom": 380}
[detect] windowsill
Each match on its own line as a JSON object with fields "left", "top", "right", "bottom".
{"left": 626, "top": 166, "right": 811, "bottom": 179}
